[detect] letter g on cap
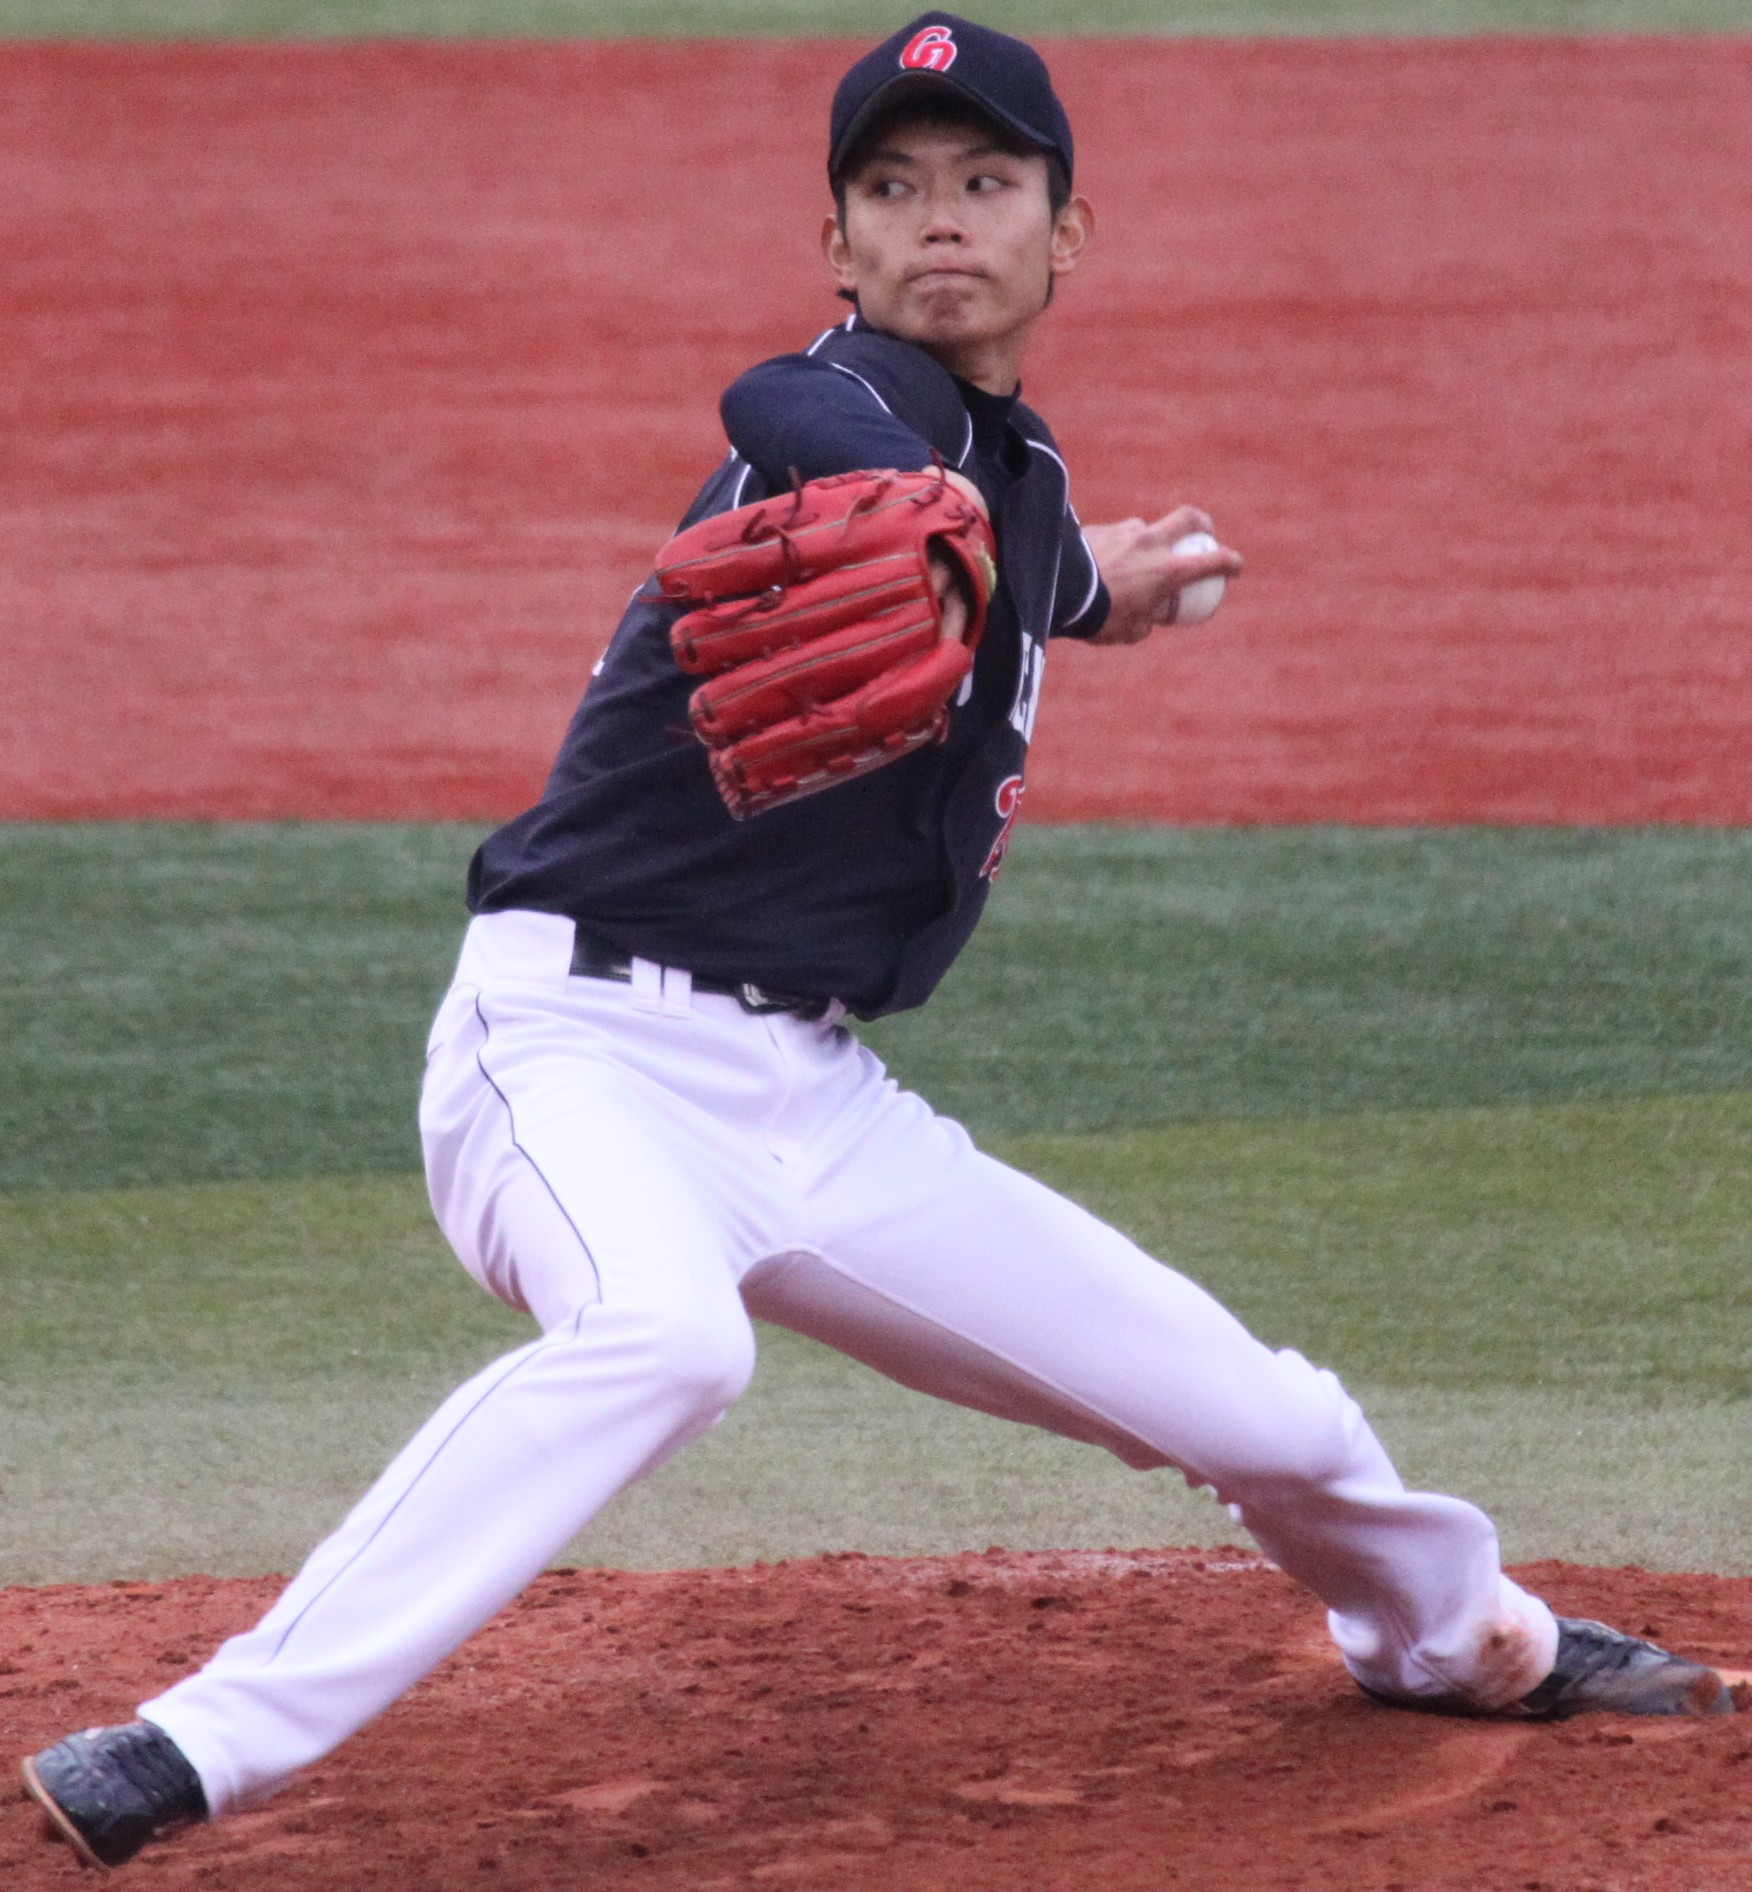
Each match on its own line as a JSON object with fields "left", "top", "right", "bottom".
{"left": 900, "top": 24, "right": 958, "bottom": 72}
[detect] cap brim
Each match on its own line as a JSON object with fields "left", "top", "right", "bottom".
{"left": 831, "top": 71, "right": 1056, "bottom": 180}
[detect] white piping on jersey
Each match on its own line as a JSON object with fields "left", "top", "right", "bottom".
{"left": 726, "top": 452, "right": 754, "bottom": 509}
{"left": 808, "top": 318, "right": 975, "bottom": 467}
{"left": 1026, "top": 438, "right": 1070, "bottom": 634}
{"left": 1061, "top": 523, "right": 1103, "bottom": 629}
{"left": 828, "top": 360, "right": 896, "bottom": 416}
{"left": 828, "top": 362, "right": 979, "bottom": 474}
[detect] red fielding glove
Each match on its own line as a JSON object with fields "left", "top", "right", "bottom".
{"left": 654, "top": 468, "right": 998, "bottom": 819}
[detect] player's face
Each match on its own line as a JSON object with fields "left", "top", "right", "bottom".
{"left": 824, "top": 121, "right": 1092, "bottom": 393}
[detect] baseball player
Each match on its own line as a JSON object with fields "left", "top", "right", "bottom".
{"left": 22, "top": 11, "right": 1733, "bottom": 1872}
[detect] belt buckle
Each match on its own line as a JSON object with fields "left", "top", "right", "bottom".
{"left": 736, "top": 982, "right": 829, "bottom": 1021}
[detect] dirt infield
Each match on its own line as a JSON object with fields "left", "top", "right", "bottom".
{"left": 4, "top": 37, "right": 1750, "bottom": 822}
{"left": 3, "top": 1552, "right": 1749, "bottom": 1889}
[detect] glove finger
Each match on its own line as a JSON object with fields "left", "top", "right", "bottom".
{"left": 707, "top": 640, "right": 971, "bottom": 774}
{"left": 841, "top": 636, "right": 973, "bottom": 740}
{"left": 656, "top": 483, "right": 911, "bottom": 598}
{"left": 688, "top": 608, "right": 941, "bottom": 741}
{"left": 709, "top": 717, "right": 945, "bottom": 819}
{"left": 705, "top": 638, "right": 972, "bottom": 820}
{"left": 672, "top": 561, "right": 927, "bottom": 675}
{"left": 656, "top": 471, "right": 986, "bottom": 604}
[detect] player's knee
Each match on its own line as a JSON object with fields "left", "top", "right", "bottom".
{"left": 646, "top": 1299, "right": 757, "bottom": 1415}
{"left": 1217, "top": 1348, "right": 1368, "bottom": 1491}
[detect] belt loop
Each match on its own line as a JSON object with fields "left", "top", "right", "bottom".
{"left": 660, "top": 966, "right": 693, "bottom": 1017}
{"left": 629, "top": 957, "right": 663, "bottom": 1013}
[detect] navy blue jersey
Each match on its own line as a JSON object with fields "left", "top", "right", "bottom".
{"left": 468, "top": 314, "right": 1108, "bottom": 1018}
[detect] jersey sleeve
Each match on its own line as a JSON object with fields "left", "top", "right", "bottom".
{"left": 720, "top": 353, "right": 939, "bottom": 489}
{"left": 1050, "top": 509, "right": 1110, "bottom": 640}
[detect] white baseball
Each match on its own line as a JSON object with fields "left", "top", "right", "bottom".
{"left": 1168, "top": 530, "right": 1227, "bottom": 626}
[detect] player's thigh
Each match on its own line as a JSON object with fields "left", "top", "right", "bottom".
{"left": 421, "top": 981, "right": 755, "bottom": 1339}
{"left": 762, "top": 1100, "right": 1347, "bottom": 1484}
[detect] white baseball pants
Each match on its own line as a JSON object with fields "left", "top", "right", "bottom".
{"left": 143, "top": 908, "right": 1556, "bottom": 1814}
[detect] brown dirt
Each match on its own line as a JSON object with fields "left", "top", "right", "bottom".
{"left": 3, "top": 38, "right": 1750, "bottom": 823}
{"left": 3, "top": 1552, "right": 1749, "bottom": 1890}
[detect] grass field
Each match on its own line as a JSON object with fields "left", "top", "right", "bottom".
{"left": 5, "top": 1, "right": 1752, "bottom": 35}
{"left": 3, "top": 824, "right": 1747, "bottom": 1584}
{"left": 9, "top": 824, "right": 1751, "bottom": 1192}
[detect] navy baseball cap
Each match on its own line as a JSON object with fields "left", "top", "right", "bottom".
{"left": 828, "top": 11, "right": 1074, "bottom": 185}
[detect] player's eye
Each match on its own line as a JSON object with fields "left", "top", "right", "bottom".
{"left": 966, "top": 172, "right": 1012, "bottom": 194}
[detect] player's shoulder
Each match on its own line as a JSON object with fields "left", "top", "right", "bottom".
{"left": 749, "top": 314, "right": 976, "bottom": 464}
{"left": 802, "top": 312, "right": 955, "bottom": 390}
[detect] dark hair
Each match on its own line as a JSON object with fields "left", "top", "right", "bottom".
{"left": 831, "top": 98, "right": 1072, "bottom": 232}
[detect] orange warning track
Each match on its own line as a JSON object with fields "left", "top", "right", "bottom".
{"left": 2, "top": 38, "right": 1749, "bottom": 822}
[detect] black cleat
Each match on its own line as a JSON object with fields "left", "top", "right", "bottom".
{"left": 20, "top": 1721, "right": 207, "bottom": 1870}
{"left": 1362, "top": 1615, "right": 1736, "bottom": 1721}
{"left": 1517, "top": 1616, "right": 1735, "bottom": 1720}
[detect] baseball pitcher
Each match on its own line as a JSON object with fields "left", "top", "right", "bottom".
{"left": 23, "top": 11, "right": 1732, "bottom": 1872}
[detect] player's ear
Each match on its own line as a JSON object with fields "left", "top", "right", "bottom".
{"left": 1049, "top": 193, "right": 1094, "bottom": 280}
{"left": 822, "top": 213, "right": 858, "bottom": 295}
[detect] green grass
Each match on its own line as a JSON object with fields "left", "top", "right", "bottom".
{"left": 4, "top": 822, "right": 1747, "bottom": 1584}
{"left": 8, "top": 1358, "right": 1744, "bottom": 1584}
{"left": 1009, "top": 1095, "right": 1752, "bottom": 1399}
{"left": 3, "top": 1092, "right": 1746, "bottom": 1583}
{"left": 5, "top": 1, "right": 1752, "bottom": 38}
{"left": 2, "top": 823, "right": 474, "bottom": 1194}
{"left": 7, "top": 824, "right": 1752, "bottom": 1192}
{"left": 864, "top": 826, "right": 1752, "bottom": 1136}
{"left": 11, "top": 1096, "right": 1743, "bottom": 1400}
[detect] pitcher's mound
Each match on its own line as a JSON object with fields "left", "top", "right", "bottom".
{"left": 4, "top": 1550, "right": 1748, "bottom": 1889}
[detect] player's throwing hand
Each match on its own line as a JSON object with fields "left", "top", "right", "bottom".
{"left": 1084, "top": 505, "right": 1243, "bottom": 644}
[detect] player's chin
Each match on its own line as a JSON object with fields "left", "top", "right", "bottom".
{"left": 892, "top": 295, "right": 1004, "bottom": 351}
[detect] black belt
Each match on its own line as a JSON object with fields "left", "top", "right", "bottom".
{"left": 569, "top": 928, "right": 835, "bottom": 1021}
